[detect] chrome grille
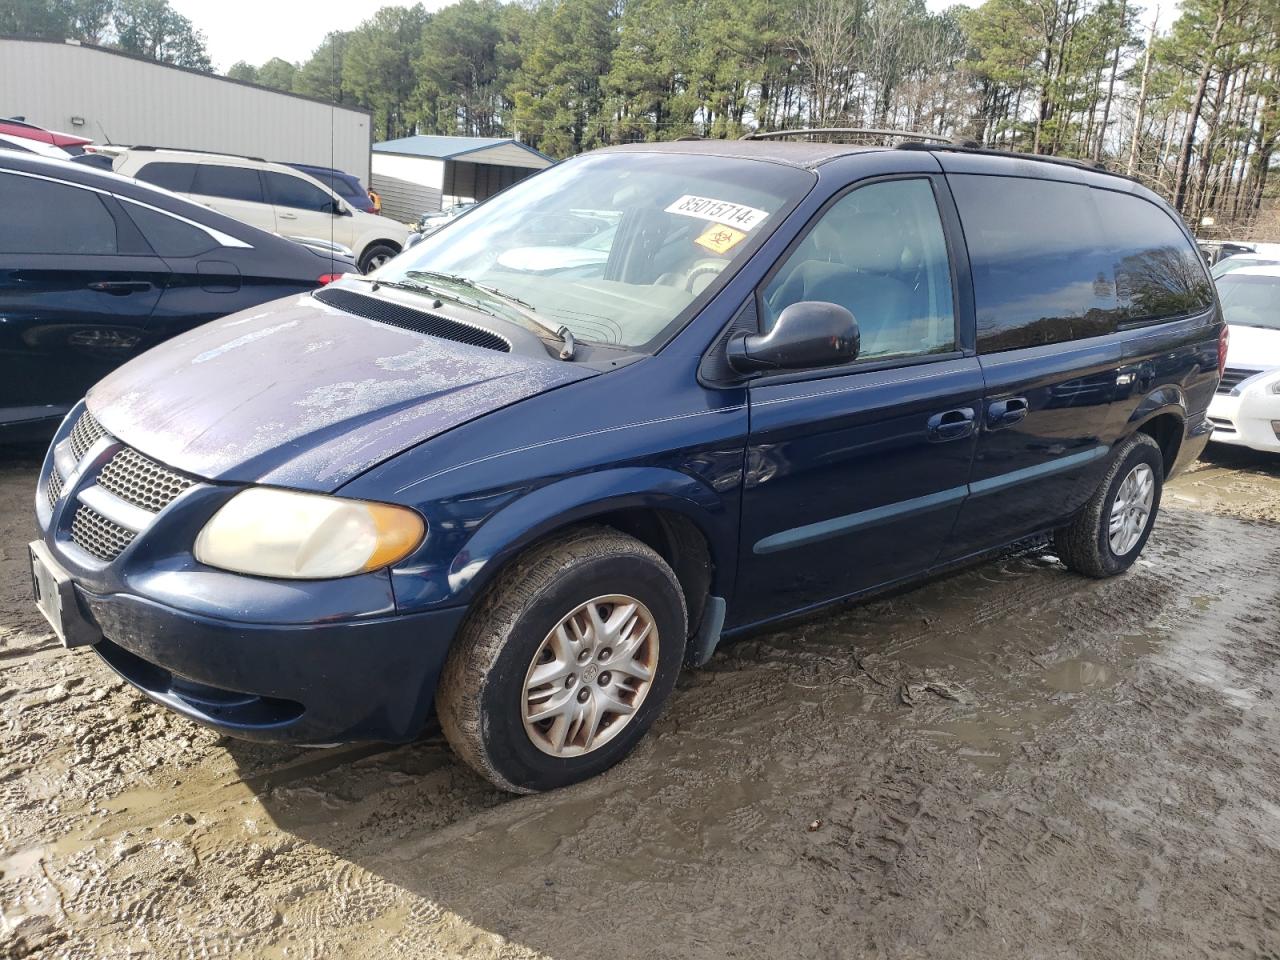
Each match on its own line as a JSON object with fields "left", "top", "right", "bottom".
{"left": 70, "top": 505, "right": 136, "bottom": 562}
{"left": 46, "top": 470, "right": 63, "bottom": 510}
{"left": 1218, "top": 367, "right": 1259, "bottom": 395}
{"left": 68, "top": 410, "right": 108, "bottom": 462}
{"left": 98, "top": 447, "right": 194, "bottom": 513}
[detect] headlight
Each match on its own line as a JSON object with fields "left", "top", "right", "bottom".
{"left": 194, "top": 488, "right": 424, "bottom": 579}
{"left": 1232, "top": 369, "right": 1280, "bottom": 396}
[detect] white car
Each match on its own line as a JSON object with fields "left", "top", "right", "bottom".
{"left": 1208, "top": 265, "right": 1280, "bottom": 453}
{"left": 113, "top": 147, "right": 407, "bottom": 273}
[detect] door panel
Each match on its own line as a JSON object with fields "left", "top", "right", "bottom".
{"left": 189, "top": 165, "right": 275, "bottom": 234}
{"left": 263, "top": 171, "right": 351, "bottom": 248}
{"left": 735, "top": 359, "right": 983, "bottom": 626}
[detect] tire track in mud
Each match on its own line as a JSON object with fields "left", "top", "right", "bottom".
{"left": 3, "top": 459, "right": 1280, "bottom": 959}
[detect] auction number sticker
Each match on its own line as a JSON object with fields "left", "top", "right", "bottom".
{"left": 694, "top": 223, "right": 748, "bottom": 255}
{"left": 665, "top": 195, "right": 769, "bottom": 231}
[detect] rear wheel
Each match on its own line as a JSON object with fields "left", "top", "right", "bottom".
{"left": 1054, "top": 432, "right": 1164, "bottom": 578}
{"left": 358, "top": 242, "right": 399, "bottom": 273}
{"left": 437, "top": 526, "right": 687, "bottom": 793}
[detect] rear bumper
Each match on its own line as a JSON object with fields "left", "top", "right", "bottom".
{"left": 79, "top": 589, "right": 468, "bottom": 744}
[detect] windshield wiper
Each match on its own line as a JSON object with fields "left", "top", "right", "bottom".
{"left": 405, "top": 270, "right": 577, "bottom": 359}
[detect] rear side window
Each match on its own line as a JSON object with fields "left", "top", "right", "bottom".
{"left": 264, "top": 172, "right": 335, "bottom": 212}
{"left": 951, "top": 175, "right": 1119, "bottom": 353}
{"left": 121, "top": 201, "right": 218, "bottom": 257}
{"left": 0, "top": 172, "right": 117, "bottom": 254}
{"left": 191, "top": 164, "right": 264, "bottom": 203}
{"left": 1096, "top": 190, "right": 1213, "bottom": 322}
{"left": 134, "top": 161, "right": 197, "bottom": 193}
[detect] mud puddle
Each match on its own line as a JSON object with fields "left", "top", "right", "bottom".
{"left": 3, "top": 453, "right": 1280, "bottom": 959}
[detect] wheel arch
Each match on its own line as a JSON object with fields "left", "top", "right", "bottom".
{"left": 1128, "top": 388, "right": 1187, "bottom": 478}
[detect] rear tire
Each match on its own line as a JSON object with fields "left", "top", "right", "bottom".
{"left": 437, "top": 526, "right": 687, "bottom": 793}
{"left": 1054, "top": 432, "right": 1164, "bottom": 578}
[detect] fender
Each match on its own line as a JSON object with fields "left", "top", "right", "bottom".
{"left": 441, "top": 466, "right": 736, "bottom": 605}
{"left": 1126, "top": 385, "right": 1187, "bottom": 430}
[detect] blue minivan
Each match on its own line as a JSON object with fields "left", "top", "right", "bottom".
{"left": 32, "top": 137, "right": 1223, "bottom": 792}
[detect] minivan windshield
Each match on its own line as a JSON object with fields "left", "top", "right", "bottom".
{"left": 375, "top": 152, "right": 813, "bottom": 351}
{"left": 1216, "top": 273, "right": 1280, "bottom": 330}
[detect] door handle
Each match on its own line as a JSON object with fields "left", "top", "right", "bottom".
{"left": 279, "top": 212, "right": 298, "bottom": 220}
{"left": 987, "top": 397, "right": 1028, "bottom": 429}
{"left": 927, "top": 407, "right": 975, "bottom": 442}
{"left": 87, "top": 280, "right": 153, "bottom": 295}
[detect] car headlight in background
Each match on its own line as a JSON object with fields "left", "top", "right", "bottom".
{"left": 1231, "top": 369, "right": 1280, "bottom": 396}
{"left": 195, "top": 488, "right": 425, "bottom": 579}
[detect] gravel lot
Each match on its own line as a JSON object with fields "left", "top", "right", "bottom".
{"left": 3, "top": 444, "right": 1280, "bottom": 959}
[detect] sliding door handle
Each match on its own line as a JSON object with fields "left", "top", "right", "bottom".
{"left": 987, "top": 397, "right": 1028, "bottom": 429}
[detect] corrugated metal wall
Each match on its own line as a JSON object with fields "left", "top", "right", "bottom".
{"left": 370, "top": 154, "right": 444, "bottom": 222}
{"left": 444, "top": 161, "right": 535, "bottom": 203}
{"left": 0, "top": 39, "right": 371, "bottom": 180}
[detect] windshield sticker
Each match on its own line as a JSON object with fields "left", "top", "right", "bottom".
{"left": 665, "top": 195, "right": 769, "bottom": 231}
{"left": 694, "top": 223, "right": 748, "bottom": 256}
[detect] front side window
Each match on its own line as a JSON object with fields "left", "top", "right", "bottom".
{"left": 191, "top": 164, "right": 264, "bottom": 204}
{"left": 761, "top": 177, "right": 956, "bottom": 362}
{"left": 0, "top": 172, "right": 117, "bottom": 254}
{"left": 265, "top": 172, "right": 336, "bottom": 212}
{"left": 1215, "top": 273, "right": 1280, "bottom": 331}
{"left": 952, "top": 175, "right": 1119, "bottom": 353}
{"left": 377, "top": 152, "right": 814, "bottom": 351}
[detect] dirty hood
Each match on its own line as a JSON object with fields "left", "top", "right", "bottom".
{"left": 88, "top": 292, "right": 591, "bottom": 490}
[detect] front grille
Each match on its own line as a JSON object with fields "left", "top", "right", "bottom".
{"left": 69, "top": 409, "right": 108, "bottom": 462}
{"left": 313, "top": 287, "right": 512, "bottom": 353}
{"left": 46, "top": 469, "right": 63, "bottom": 510}
{"left": 70, "top": 504, "right": 136, "bottom": 562}
{"left": 1218, "top": 367, "right": 1259, "bottom": 395}
{"left": 97, "top": 447, "right": 194, "bottom": 513}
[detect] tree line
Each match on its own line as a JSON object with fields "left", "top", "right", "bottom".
{"left": 6, "top": 0, "right": 1279, "bottom": 236}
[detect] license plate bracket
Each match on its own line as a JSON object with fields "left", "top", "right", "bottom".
{"left": 29, "top": 541, "right": 99, "bottom": 649}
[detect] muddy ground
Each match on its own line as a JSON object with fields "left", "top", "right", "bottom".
{"left": 2, "top": 444, "right": 1279, "bottom": 959}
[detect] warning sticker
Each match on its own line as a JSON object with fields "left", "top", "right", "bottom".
{"left": 694, "top": 223, "right": 748, "bottom": 255}
{"left": 665, "top": 195, "right": 769, "bottom": 231}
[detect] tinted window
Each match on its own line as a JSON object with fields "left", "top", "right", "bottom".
{"left": 1215, "top": 274, "right": 1280, "bottom": 331}
{"left": 121, "top": 201, "right": 218, "bottom": 257}
{"left": 762, "top": 178, "right": 955, "bottom": 361}
{"left": 264, "top": 172, "right": 335, "bottom": 212}
{"left": 134, "top": 161, "right": 197, "bottom": 193}
{"left": 299, "top": 168, "right": 362, "bottom": 200}
{"left": 0, "top": 172, "right": 117, "bottom": 254}
{"left": 1098, "top": 191, "right": 1214, "bottom": 321}
{"left": 952, "top": 175, "right": 1118, "bottom": 353}
{"left": 191, "top": 164, "right": 264, "bottom": 203}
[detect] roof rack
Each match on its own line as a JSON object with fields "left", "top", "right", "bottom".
{"left": 741, "top": 127, "right": 970, "bottom": 145}
{"left": 894, "top": 139, "right": 1114, "bottom": 175}
{"left": 128, "top": 145, "right": 267, "bottom": 162}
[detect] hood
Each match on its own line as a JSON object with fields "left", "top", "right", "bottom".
{"left": 1226, "top": 323, "right": 1280, "bottom": 371}
{"left": 88, "top": 292, "right": 591, "bottom": 491}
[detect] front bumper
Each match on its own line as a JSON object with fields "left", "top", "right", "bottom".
{"left": 1208, "top": 391, "right": 1280, "bottom": 453}
{"left": 78, "top": 587, "right": 468, "bottom": 744}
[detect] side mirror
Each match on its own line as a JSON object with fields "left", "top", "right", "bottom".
{"left": 328, "top": 200, "right": 352, "bottom": 217}
{"left": 727, "top": 301, "right": 859, "bottom": 374}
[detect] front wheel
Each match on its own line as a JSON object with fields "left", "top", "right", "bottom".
{"left": 437, "top": 526, "right": 687, "bottom": 793}
{"left": 1054, "top": 432, "right": 1164, "bottom": 578}
{"left": 358, "top": 242, "right": 400, "bottom": 274}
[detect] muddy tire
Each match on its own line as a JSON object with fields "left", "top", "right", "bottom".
{"left": 358, "top": 242, "right": 399, "bottom": 273}
{"left": 437, "top": 526, "right": 687, "bottom": 793}
{"left": 1054, "top": 432, "right": 1164, "bottom": 578}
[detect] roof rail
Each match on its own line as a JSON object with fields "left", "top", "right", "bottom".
{"left": 894, "top": 140, "right": 1114, "bottom": 175}
{"left": 128, "top": 145, "right": 267, "bottom": 163}
{"left": 741, "top": 127, "right": 969, "bottom": 145}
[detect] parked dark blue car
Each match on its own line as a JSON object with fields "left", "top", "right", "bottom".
{"left": 287, "top": 162, "right": 377, "bottom": 214}
{"left": 32, "top": 138, "right": 1222, "bottom": 792}
{"left": 0, "top": 152, "right": 355, "bottom": 441}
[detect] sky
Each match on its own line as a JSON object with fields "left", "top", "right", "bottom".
{"left": 173, "top": 0, "right": 976, "bottom": 73}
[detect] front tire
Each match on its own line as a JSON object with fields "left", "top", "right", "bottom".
{"left": 437, "top": 526, "right": 687, "bottom": 793}
{"left": 358, "top": 242, "right": 399, "bottom": 273}
{"left": 1054, "top": 432, "right": 1164, "bottom": 578}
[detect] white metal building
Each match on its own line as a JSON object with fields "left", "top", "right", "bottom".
{"left": 0, "top": 37, "right": 372, "bottom": 180}
{"left": 371, "top": 135, "right": 553, "bottom": 222}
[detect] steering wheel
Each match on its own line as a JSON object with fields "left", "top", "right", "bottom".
{"left": 684, "top": 260, "right": 727, "bottom": 293}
